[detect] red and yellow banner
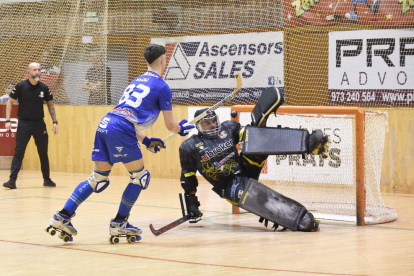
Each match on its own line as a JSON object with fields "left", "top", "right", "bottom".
{"left": 285, "top": 0, "right": 414, "bottom": 26}
{"left": 0, "top": 105, "right": 18, "bottom": 156}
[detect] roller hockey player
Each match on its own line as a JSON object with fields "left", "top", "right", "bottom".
{"left": 45, "top": 44, "right": 194, "bottom": 243}
{"left": 179, "top": 87, "right": 330, "bottom": 232}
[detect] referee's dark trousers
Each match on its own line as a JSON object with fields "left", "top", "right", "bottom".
{"left": 10, "top": 119, "right": 50, "bottom": 181}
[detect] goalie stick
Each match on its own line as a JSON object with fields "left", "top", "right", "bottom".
{"left": 149, "top": 193, "right": 191, "bottom": 236}
{"left": 149, "top": 215, "right": 191, "bottom": 236}
{"left": 162, "top": 72, "right": 242, "bottom": 143}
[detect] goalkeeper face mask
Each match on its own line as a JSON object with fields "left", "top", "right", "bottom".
{"left": 197, "top": 113, "right": 221, "bottom": 138}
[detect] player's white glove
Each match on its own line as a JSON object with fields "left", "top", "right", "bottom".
{"left": 178, "top": 119, "right": 195, "bottom": 136}
{"left": 142, "top": 136, "right": 166, "bottom": 153}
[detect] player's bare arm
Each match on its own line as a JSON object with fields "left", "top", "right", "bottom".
{"left": 5, "top": 97, "right": 15, "bottom": 132}
{"left": 162, "top": 110, "right": 194, "bottom": 136}
{"left": 162, "top": 110, "right": 181, "bottom": 132}
{"left": 135, "top": 132, "right": 145, "bottom": 143}
{"left": 47, "top": 100, "right": 58, "bottom": 135}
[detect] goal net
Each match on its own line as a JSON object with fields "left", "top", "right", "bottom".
{"left": 0, "top": 1, "right": 411, "bottom": 107}
{"left": 232, "top": 105, "right": 397, "bottom": 225}
{"left": 0, "top": 0, "right": 407, "bottom": 224}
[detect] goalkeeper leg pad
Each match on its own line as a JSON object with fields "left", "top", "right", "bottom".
{"left": 251, "top": 86, "right": 284, "bottom": 127}
{"left": 242, "top": 126, "right": 330, "bottom": 159}
{"left": 238, "top": 178, "right": 308, "bottom": 231}
{"left": 251, "top": 86, "right": 285, "bottom": 127}
{"left": 242, "top": 125, "right": 309, "bottom": 155}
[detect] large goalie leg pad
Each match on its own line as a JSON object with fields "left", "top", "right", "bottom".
{"left": 238, "top": 178, "right": 308, "bottom": 231}
{"left": 242, "top": 126, "right": 330, "bottom": 159}
{"left": 251, "top": 86, "right": 284, "bottom": 127}
{"left": 242, "top": 125, "right": 309, "bottom": 155}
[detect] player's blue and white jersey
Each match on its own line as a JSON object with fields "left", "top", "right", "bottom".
{"left": 109, "top": 71, "right": 172, "bottom": 132}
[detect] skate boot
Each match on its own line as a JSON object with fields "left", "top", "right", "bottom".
{"left": 309, "top": 129, "right": 331, "bottom": 158}
{"left": 298, "top": 212, "right": 320, "bottom": 232}
{"left": 45, "top": 211, "right": 77, "bottom": 242}
{"left": 109, "top": 217, "right": 142, "bottom": 244}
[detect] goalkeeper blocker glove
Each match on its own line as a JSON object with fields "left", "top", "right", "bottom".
{"left": 178, "top": 119, "right": 195, "bottom": 136}
{"left": 142, "top": 137, "right": 166, "bottom": 153}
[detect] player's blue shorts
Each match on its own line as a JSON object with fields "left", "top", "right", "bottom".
{"left": 92, "top": 113, "right": 142, "bottom": 166}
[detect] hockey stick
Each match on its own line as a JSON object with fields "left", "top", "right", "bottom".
{"left": 149, "top": 215, "right": 191, "bottom": 236}
{"left": 149, "top": 193, "right": 192, "bottom": 236}
{"left": 326, "top": 0, "right": 342, "bottom": 21}
{"left": 162, "top": 72, "right": 242, "bottom": 143}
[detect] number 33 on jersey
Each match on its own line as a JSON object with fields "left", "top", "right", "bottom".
{"left": 109, "top": 71, "right": 173, "bottom": 132}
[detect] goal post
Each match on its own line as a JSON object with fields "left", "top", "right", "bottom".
{"left": 231, "top": 105, "right": 397, "bottom": 226}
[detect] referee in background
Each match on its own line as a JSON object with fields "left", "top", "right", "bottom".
{"left": 3, "top": 62, "right": 58, "bottom": 189}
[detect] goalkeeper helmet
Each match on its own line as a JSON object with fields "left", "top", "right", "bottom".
{"left": 194, "top": 108, "right": 221, "bottom": 139}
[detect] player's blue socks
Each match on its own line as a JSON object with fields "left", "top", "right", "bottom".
{"left": 117, "top": 169, "right": 143, "bottom": 217}
{"left": 62, "top": 170, "right": 111, "bottom": 215}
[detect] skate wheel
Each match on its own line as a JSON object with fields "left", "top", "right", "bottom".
{"left": 127, "top": 236, "right": 136, "bottom": 243}
{"left": 45, "top": 226, "right": 55, "bottom": 235}
{"left": 48, "top": 228, "right": 56, "bottom": 236}
{"left": 137, "top": 236, "right": 142, "bottom": 241}
{"left": 62, "top": 234, "right": 71, "bottom": 242}
{"left": 110, "top": 236, "right": 119, "bottom": 244}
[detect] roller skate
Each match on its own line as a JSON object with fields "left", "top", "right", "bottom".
{"left": 109, "top": 217, "right": 142, "bottom": 244}
{"left": 45, "top": 211, "right": 77, "bottom": 242}
{"left": 298, "top": 212, "right": 320, "bottom": 232}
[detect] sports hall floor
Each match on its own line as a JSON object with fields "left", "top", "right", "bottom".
{"left": 0, "top": 170, "right": 413, "bottom": 276}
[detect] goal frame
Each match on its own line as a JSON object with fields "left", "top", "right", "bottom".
{"left": 231, "top": 105, "right": 367, "bottom": 226}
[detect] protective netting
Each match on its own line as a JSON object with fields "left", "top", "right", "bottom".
{"left": 0, "top": 0, "right": 412, "bottom": 106}
{"left": 237, "top": 108, "right": 397, "bottom": 224}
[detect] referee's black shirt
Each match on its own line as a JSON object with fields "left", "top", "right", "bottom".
{"left": 9, "top": 79, "right": 53, "bottom": 121}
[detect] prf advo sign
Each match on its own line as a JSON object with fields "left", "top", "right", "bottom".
{"left": 329, "top": 29, "right": 414, "bottom": 106}
{"left": 151, "top": 32, "right": 284, "bottom": 104}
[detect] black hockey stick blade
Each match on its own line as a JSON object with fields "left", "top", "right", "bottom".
{"left": 149, "top": 215, "right": 191, "bottom": 236}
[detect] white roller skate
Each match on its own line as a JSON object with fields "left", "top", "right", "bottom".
{"left": 109, "top": 217, "right": 142, "bottom": 244}
{"left": 45, "top": 211, "right": 77, "bottom": 242}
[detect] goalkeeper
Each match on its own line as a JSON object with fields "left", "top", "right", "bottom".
{"left": 46, "top": 44, "right": 194, "bottom": 242}
{"left": 179, "top": 87, "right": 329, "bottom": 232}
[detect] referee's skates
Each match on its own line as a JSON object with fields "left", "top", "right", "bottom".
{"left": 45, "top": 211, "right": 77, "bottom": 242}
{"left": 109, "top": 217, "right": 142, "bottom": 244}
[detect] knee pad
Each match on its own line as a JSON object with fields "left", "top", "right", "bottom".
{"left": 130, "top": 167, "right": 150, "bottom": 190}
{"left": 88, "top": 171, "right": 110, "bottom": 193}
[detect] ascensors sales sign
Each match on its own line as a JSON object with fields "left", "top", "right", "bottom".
{"left": 151, "top": 32, "right": 284, "bottom": 104}
{"left": 329, "top": 29, "right": 414, "bottom": 106}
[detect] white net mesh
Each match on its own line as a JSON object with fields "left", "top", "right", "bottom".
{"left": 0, "top": 0, "right": 411, "bottom": 106}
{"left": 236, "top": 108, "right": 397, "bottom": 224}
